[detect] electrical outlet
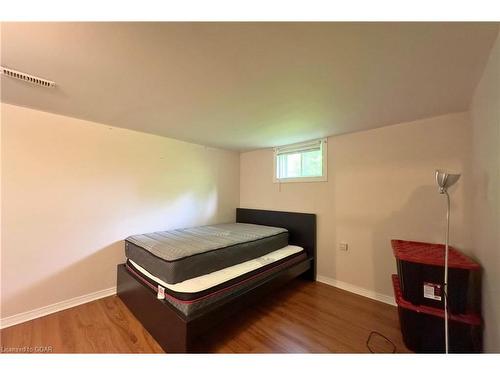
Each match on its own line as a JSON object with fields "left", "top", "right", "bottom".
{"left": 339, "top": 242, "right": 349, "bottom": 252}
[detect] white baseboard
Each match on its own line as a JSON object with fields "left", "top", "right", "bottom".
{"left": 0, "top": 287, "right": 117, "bottom": 329}
{"left": 316, "top": 275, "right": 396, "bottom": 306}
{"left": 0, "top": 278, "right": 394, "bottom": 329}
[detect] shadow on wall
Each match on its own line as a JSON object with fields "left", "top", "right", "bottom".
{"left": 1, "top": 241, "right": 125, "bottom": 319}
{"left": 472, "top": 171, "right": 499, "bottom": 351}
{"left": 371, "top": 185, "right": 449, "bottom": 297}
{"left": 1, "top": 185, "right": 225, "bottom": 320}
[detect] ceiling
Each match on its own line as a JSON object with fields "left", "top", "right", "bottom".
{"left": 1, "top": 22, "right": 498, "bottom": 151}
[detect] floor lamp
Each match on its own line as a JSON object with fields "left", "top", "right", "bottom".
{"left": 435, "top": 170, "right": 461, "bottom": 354}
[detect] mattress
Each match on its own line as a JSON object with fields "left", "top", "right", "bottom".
{"left": 125, "top": 245, "right": 307, "bottom": 317}
{"left": 125, "top": 223, "right": 289, "bottom": 284}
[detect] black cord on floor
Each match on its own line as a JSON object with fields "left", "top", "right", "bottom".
{"left": 366, "top": 331, "right": 397, "bottom": 353}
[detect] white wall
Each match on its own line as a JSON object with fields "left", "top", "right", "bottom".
{"left": 0, "top": 103, "right": 240, "bottom": 320}
{"left": 470, "top": 31, "right": 500, "bottom": 353}
{"left": 241, "top": 112, "right": 472, "bottom": 300}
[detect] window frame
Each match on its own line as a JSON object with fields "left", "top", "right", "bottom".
{"left": 273, "top": 138, "right": 328, "bottom": 183}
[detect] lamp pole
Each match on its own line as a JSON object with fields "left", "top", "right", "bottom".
{"left": 435, "top": 170, "right": 460, "bottom": 354}
{"left": 444, "top": 190, "right": 450, "bottom": 354}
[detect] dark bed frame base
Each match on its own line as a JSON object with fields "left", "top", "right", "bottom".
{"left": 117, "top": 208, "right": 316, "bottom": 353}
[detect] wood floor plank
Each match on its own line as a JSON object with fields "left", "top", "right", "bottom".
{"left": 0, "top": 280, "right": 410, "bottom": 354}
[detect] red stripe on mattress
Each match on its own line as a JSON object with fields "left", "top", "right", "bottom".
{"left": 126, "top": 252, "right": 306, "bottom": 305}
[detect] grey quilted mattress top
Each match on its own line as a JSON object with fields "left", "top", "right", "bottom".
{"left": 126, "top": 223, "right": 288, "bottom": 262}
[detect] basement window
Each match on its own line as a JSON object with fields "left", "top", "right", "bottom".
{"left": 274, "top": 138, "right": 327, "bottom": 183}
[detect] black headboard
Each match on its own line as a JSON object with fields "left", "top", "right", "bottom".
{"left": 236, "top": 208, "right": 316, "bottom": 279}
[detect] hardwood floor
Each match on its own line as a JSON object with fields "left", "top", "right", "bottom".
{"left": 1, "top": 280, "right": 411, "bottom": 353}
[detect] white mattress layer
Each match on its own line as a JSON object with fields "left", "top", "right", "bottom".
{"left": 128, "top": 244, "right": 303, "bottom": 293}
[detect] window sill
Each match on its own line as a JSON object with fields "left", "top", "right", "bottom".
{"left": 273, "top": 176, "right": 327, "bottom": 183}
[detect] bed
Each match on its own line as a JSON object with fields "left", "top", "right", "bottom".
{"left": 116, "top": 208, "right": 316, "bottom": 353}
